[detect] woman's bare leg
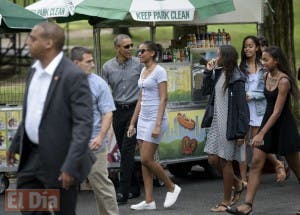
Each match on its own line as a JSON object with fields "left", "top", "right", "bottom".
{"left": 138, "top": 141, "right": 154, "bottom": 203}
{"left": 139, "top": 141, "right": 174, "bottom": 202}
{"left": 236, "top": 148, "right": 267, "bottom": 212}
{"left": 285, "top": 152, "right": 300, "bottom": 181}
{"left": 221, "top": 159, "right": 234, "bottom": 205}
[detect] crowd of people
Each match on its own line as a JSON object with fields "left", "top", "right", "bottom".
{"left": 6, "top": 22, "right": 300, "bottom": 215}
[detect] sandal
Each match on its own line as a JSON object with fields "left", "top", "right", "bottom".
{"left": 275, "top": 161, "right": 287, "bottom": 183}
{"left": 210, "top": 202, "right": 231, "bottom": 212}
{"left": 230, "top": 181, "right": 245, "bottom": 206}
{"left": 227, "top": 202, "right": 253, "bottom": 215}
{"left": 285, "top": 165, "right": 291, "bottom": 180}
{"left": 232, "top": 180, "right": 247, "bottom": 191}
{"left": 242, "top": 180, "right": 248, "bottom": 189}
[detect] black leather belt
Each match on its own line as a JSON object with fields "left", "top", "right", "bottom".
{"left": 115, "top": 102, "right": 137, "bottom": 110}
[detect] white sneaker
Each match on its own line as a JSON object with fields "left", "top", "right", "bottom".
{"left": 130, "top": 201, "right": 156, "bottom": 210}
{"left": 163, "top": 184, "right": 181, "bottom": 208}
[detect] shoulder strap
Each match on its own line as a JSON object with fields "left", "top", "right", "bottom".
{"left": 264, "top": 71, "right": 269, "bottom": 84}
{"left": 277, "top": 76, "right": 290, "bottom": 88}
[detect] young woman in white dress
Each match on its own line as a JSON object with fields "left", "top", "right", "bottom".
{"left": 128, "top": 41, "right": 181, "bottom": 210}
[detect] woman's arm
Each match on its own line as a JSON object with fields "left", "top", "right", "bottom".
{"left": 252, "top": 77, "right": 290, "bottom": 146}
{"left": 152, "top": 81, "right": 167, "bottom": 138}
{"left": 127, "top": 92, "right": 142, "bottom": 137}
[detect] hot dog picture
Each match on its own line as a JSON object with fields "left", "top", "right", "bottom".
{"left": 177, "top": 112, "right": 196, "bottom": 130}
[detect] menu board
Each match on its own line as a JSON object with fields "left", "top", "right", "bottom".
{"left": 0, "top": 107, "right": 22, "bottom": 169}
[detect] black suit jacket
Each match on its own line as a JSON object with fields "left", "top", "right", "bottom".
{"left": 10, "top": 56, "right": 94, "bottom": 186}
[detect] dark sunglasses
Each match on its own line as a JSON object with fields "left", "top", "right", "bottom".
{"left": 122, "top": 43, "right": 134, "bottom": 49}
{"left": 137, "top": 49, "right": 150, "bottom": 54}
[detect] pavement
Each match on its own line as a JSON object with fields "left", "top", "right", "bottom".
{"left": 1, "top": 169, "right": 299, "bottom": 215}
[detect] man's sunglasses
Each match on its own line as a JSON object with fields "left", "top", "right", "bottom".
{"left": 137, "top": 49, "right": 150, "bottom": 54}
{"left": 122, "top": 43, "right": 134, "bottom": 49}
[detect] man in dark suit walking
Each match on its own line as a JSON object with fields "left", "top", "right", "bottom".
{"left": 7, "top": 22, "right": 94, "bottom": 215}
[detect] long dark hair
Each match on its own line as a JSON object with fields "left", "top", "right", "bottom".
{"left": 239, "top": 35, "right": 262, "bottom": 74}
{"left": 219, "top": 45, "right": 239, "bottom": 92}
{"left": 142, "top": 41, "right": 158, "bottom": 61}
{"left": 264, "top": 46, "right": 300, "bottom": 118}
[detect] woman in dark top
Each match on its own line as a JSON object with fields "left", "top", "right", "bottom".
{"left": 202, "top": 45, "right": 249, "bottom": 212}
{"left": 228, "top": 46, "right": 300, "bottom": 215}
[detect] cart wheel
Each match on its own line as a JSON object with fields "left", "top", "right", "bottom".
{"left": 167, "top": 163, "right": 192, "bottom": 177}
{"left": 0, "top": 174, "right": 9, "bottom": 195}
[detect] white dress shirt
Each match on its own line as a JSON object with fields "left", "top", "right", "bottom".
{"left": 25, "top": 52, "right": 63, "bottom": 144}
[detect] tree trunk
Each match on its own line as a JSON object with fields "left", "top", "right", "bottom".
{"left": 262, "top": 0, "right": 296, "bottom": 76}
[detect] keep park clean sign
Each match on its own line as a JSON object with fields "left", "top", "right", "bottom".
{"left": 132, "top": 10, "right": 194, "bottom": 22}
{"left": 30, "top": 8, "right": 69, "bottom": 18}
{"left": 129, "top": 0, "right": 196, "bottom": 22}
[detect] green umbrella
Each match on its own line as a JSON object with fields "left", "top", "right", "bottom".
{"left": 55, "top": 0, "right": 235, "bottom": 23}
{"left": 0, "top": 0, "right": 46, "bottom": 32}
{"left": 75, "top": 0, "right": 234, "bottom": 20}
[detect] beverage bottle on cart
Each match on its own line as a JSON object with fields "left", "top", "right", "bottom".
{"left": 162, "top": 48, "right": 168, "bottom": 62}
{"left": 217, "top": 29, "right": 222, "bottom": 46}
{"left": 192, "top": 34, "right": 197, "bottom": 48}
{"left": 226, "top": 32, "right": 231, "bottom": 45}
{"left": 196, "top": 34, "right": 201, "bottom": 48}
{"left": 167, "top": 47, "right": 173, "bottom": 62}
{"left": 201, "top": 33, "right": 205, "bottom": 48}
{"left": 184, "top": 47, "right": 190, "bottom": 62}
{"left": 205, "top": 33, "right": 210, "bottom": 48}
{"left": 212, "top": 32, "right": 217, "bottom": 47}
{"left": 222, "top": 29, "right": 227, "bottom": 45}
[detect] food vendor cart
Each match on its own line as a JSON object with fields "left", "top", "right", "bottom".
{"left": 0, "top": 106, "right": 21, "bottom": 194}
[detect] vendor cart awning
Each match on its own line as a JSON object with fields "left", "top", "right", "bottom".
{"left": 26, "top": 0, "right": 235, "bottom": 23}
{"left": 26, "top": 0, "right": 85, "bottom": 18}
{"left": 129, "top": 0, "right": 235, "bottom": 22}
{"left": 0, "top": 0, "right": 46, "bottom": 31}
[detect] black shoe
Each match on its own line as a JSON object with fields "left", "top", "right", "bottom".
{"left": 128, "top": 192, "right": 140, "bottom": 199}
{"left": 116, "top": 193, "right": 128, "bottom": 205}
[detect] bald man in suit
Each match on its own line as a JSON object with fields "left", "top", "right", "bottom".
{"left": 7, "top": 22, "right": 94, "bottom": 215}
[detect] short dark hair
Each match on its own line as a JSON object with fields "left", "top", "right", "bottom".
{"left": 37, "top": 22, "right": 65, "bottom": 51}
{"left": 114, "top": 34, "right": 131, "bottom": 47}
{"left": 70, "top": 47, "right": 92, "bottom": 61}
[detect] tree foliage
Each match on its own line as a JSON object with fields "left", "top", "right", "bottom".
{"left": 262, "top": 0, "right": 296, "bottom": 76}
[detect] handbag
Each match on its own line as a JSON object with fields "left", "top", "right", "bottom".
{"left": 201, "top": 103, "right": 214, "bottom": 128}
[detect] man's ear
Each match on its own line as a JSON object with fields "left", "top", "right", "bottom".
{"left": 44, "top": 38, "right": 54, "bottom": 50}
